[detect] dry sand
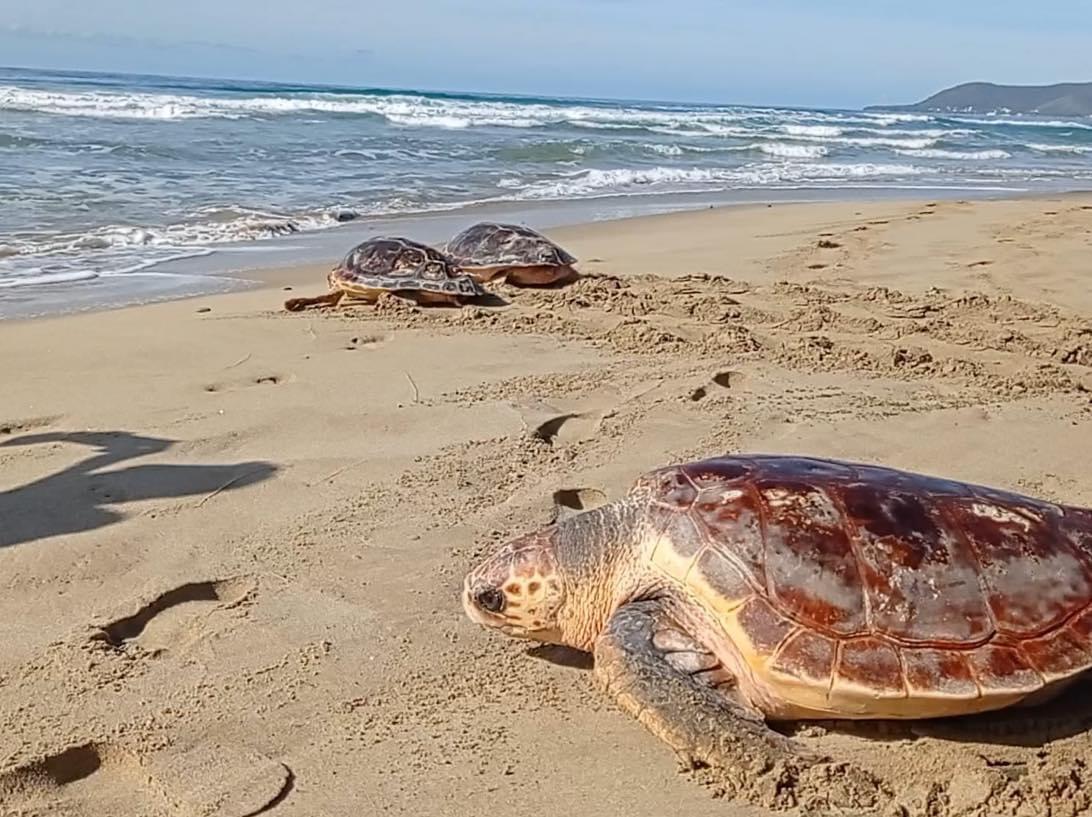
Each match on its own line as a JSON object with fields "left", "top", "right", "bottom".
{"left": 1, "top": 195, "right": 1091, "bottom": 817}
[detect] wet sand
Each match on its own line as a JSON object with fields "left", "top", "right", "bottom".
{"left": 1, "top": 195, "right": 1091, "bottom": 817}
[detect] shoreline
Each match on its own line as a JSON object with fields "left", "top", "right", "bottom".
{"left": 4, "top": 184, "right": 1088, "bottom": 322}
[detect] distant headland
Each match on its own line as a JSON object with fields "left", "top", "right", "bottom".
{"left": 866, "top": 82, "right": 1092, "bottom": 117}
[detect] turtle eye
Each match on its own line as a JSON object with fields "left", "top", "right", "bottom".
{"left": 475, "top": 586, "right": 506, "bottom": 614}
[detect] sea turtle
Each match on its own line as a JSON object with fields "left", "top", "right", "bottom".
{"left": 284, "top": 237, "right": 484, "bottom": 311}
{"left": 444, "top": 222, "right": 579, "bottom": 286}
{"left": 463, "top": 454, "right": 1092, "bottom": 773}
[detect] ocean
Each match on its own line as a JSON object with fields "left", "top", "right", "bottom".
{"left": 2, "top": 66, "right": 1092, "bottom": 318}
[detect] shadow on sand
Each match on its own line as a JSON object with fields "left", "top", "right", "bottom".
{"left": 0, "top": 431, "right": 277, "bottom": 549}
{"left": 787, "top": 678, "right": 1092, "bottom": 748}
{"left": 527, "top": 644, "right": 1092, "bottom": 748}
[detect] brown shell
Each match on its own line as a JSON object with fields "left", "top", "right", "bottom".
{"left": 637, "top": 455, "right": 1092, "bottom": 708}
{"left": 331, "top": 237, "right": 483, "bottom": 298}
{"left": 445, "top": 222, "right": 576, "bottom": 270}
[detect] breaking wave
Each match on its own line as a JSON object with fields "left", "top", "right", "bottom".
{"left": 893, "top": 148, "right": 1012, "bottom": 160}
{"left": 1027, "top": 142, "right": 1092, "bottom": 154}
{"left": 503, "top": 162, "right": 932, "bottom": 200}
{"left": 2, "top": 207, "right": 342, "bottom": 260}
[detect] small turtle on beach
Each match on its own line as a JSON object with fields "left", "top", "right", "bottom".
{"left": 284, "top": 237, "right": 483, "bottom": 311}
{"left": 445, "top": 222, "right": 579, "bottom": 286}
{"left": 463, "top": 454, "right": 1092, "bottom": 775}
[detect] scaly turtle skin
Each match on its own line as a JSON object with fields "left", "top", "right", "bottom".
{"left": 284, "top": 237, "right": 484, "bottom": 311}
{"left": 444, "top": 222, "right": 578, "bottom": 286}
{"left": 463, "top": 454, "right": 1092, "bottom": 773}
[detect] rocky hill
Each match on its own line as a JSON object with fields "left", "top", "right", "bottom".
{"left": 866, "top": 82, "right": 1092, "bottom": 116}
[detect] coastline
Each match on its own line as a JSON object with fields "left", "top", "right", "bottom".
{"left": 2, "top": 193, "right": 1092, "bottom": 816}
{"left": 2, "top": 184, "right": 1082, "bottom": 322}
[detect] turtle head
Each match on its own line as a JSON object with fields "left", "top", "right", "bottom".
{"left": 462, "top": 501, "right": 640, "bottom": 651}
{"left": 462, "top": 530, "right": 567, "bottom": 645}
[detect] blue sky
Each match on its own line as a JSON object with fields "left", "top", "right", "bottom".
{"left": 2, "top": 1, "right": 1090, "bottom": 107}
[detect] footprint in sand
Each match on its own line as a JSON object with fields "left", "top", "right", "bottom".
{"left": 94, "top": 577, "right": 255, "bottom": 655}
{"left": 204, "top": 374, "right": 290, "bottom": 393}
{"left": 154, "top": 741, "right": 293, "bottom": 817}
{"left": 0, "top": 740, "right": 292, "bottom": 817}
{"left": 552, "top": 487, "right": 608, "bottom": 521}
{"left": 529, "top": 412, "right": 602, "bottom": 446}
{"left": 689, "top": 370, "right": 741, "bottom": 402}
{"left": 0, "top": 415, "right": 61, "bottom": 436}
{"left": 0, "top": 743, "right": 171, "bottom": 816}
{"left": 343, "top": 334, "right": 387, "bottom": 351}
{"left": 816, "top": 239, "right": 842, "bottom": 249}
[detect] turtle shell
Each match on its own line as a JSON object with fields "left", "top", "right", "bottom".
{"left": 331, "top": 237, "right": 484, "bottom": 299}
{"left": 445, "top": 222, "right": 576, "bottom": 270}
{"left": 635, "top": 454, "right": 1092, "bottom": 719}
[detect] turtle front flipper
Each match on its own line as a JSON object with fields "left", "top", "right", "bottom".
{"left": 283, "top": 290, "right": 346, "bottom": 312}
{"left": 593, "top": 599, "right": 806, "bottom": 772}
{"left": 594, "top": 599, "right": 889, "bottom": 810}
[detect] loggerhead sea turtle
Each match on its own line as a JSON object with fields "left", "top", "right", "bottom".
{"left": 444, "top": 222, "right": 579, "bottom": 286}
{"left": 284, "top": 237, "right": 483, "bottom": 311}
{"left": 463, "top": 454, "right": 1092, "bottom": 772}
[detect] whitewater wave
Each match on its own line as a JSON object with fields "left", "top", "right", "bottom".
{"left": 504, "top": 162, "right": 931, "bottom": 200}
{"left": 0, "top": 85, "right": 740, "bottom": 128}
{"left": 894, "top": 148, "right": 1012, "bottom": 160}
{"left": 866, "top": 113, "right": 937, "bottom": 125}
{"left": 0, "top": 269, "right": 101, "bottom": 289}
{"left": 0, "top": 84, "right": 991, "bottom": 140}
{"left": 1027, "top": 142, "right": 1092, "bottom": 154}
{"left": 1, "top": 207, "right": 344, "bottom": 261}
{"left": 647, "top": 143, "right": 684, "bottom": 156}
{"left": 949, "top": 116, "right": 1092, "bottom": 131}
{"left": 783, "top": 124, "right": 843, "bottom": 138}
{"left": 758, "top": 142, "right": 829, "bottom": 159}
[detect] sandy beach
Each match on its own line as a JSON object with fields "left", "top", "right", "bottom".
{"left": 2, "top": 195, "right": 1092, "bottom": 817}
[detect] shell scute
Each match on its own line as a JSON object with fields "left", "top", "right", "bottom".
{"left": 833, "top": 638, "right": 905, "bottom": 702}
{"left": 842, "top": 483, "right": 992, "bottom": 644}
{"left": 1071, "top": 607, "right": 1092, "bottom": 643}
{"left": 1020, "top": 630, "right": 1092, "bottom": 681}
{"left": 966, "top": 645, "right": 1043, "bottom": 694}
{"left": 691, "top": 489, "right": 767, "bottom": 591}
{"left": 688, "top": 547, "right": 753, "bottom": 613}
{"left": 946, "top": 496, "right": 1089, "bottom": 637}
{"left": 769, "top": 629, "right": 836, "bottom": 685}
{"left": 757, "top": 479, "right": 866, "bottom": 635}
{"left": 735, "top": 597, "right": 795, "bottom": 654}
{"left": 642, "top": 467, "right": 698, "bottom": 510}
{"left": 901, "top": 649, "right": 978, "bottom": 699}
{"left": 1062, "top": 507, "right": 1092, "bottom": 567}
{"left": 650, "top": 514, "right": 706, "bottom": 583}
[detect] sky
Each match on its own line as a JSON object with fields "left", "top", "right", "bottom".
{"left": 1, "top": 1, "right": 1090, "bottom": 108}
